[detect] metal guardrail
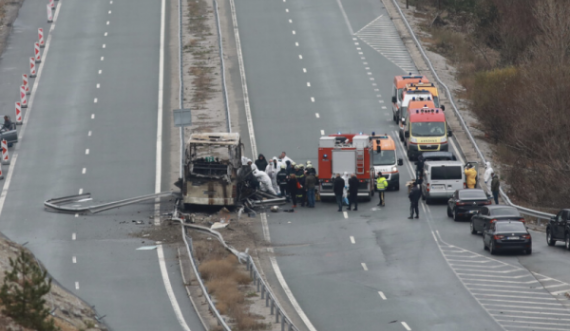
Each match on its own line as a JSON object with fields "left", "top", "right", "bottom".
{"left": 390, "top": 0, "right": 555, "bottom": 222}
{"left": 44, "top": 192, "right": 176, "bottom": 214}
{"left": 213, "top": 0, "right": 232, "bottom": 133}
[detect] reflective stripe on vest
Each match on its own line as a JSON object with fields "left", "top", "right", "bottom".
{"left": 376, "top": 177, "right": 388, "bottom": 190}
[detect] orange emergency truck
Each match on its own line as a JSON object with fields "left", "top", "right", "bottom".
{"left": 404, "top": 82, "right": 442, "bottom": 109}
{"left": 403, "top": 107, "right": 451, "bottom": 160}
{"left": 371, "top": 134, "right": 403, "bottom": 190}
{"left": 392, "top": 74, "right": 430, "bottom": 123}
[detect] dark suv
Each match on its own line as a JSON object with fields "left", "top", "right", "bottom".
{"left": 546, "top": 209, "right": 570, "bottom": 250}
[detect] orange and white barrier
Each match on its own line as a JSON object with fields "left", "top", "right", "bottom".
{"left": 20, "top": 86, "right": 28, "bottom": 108}
{"left": 49, "top": 0, "right": 55, "bottom": 10}
{"left": 47, "top": 4, "right": 53, "bottom": 23}
{"left": 30, "top": 57, "right": 36, "bottom": 77}
{"left": 2, "top": 140, "right": 10, "bottom": 165}
{"left": 23, "top": 74, "right": 30, "bottom": 95}
{"left": 34, "top": 42, "right": 41, "bottom": 63}
{"left": 38, "top": 28, "right": 45, "bottom": 48}
{"left": 15, "top": 102, "right": 22, "bottom": 125}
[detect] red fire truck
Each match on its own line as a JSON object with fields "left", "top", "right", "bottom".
{"left": 318, "top": 133, "right": 374, "bottom": 200}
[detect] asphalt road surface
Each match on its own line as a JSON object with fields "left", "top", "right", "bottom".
{"left": 0, "top": 0, "right": 204, "bottom": 330}
{"left": 233, "top": 0, "right": 570, "bottom": 330}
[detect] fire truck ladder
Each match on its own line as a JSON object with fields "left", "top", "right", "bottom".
{"left": 356, "top": 149, "right": 365, "bottom": 175}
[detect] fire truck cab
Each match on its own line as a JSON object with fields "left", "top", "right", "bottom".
{"left": 318, "top": 133, "right": 374, "bottom": 200}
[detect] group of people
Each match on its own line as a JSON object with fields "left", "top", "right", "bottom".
{"left": 243, "top": 152, "right": 319, "bottom": 208}
{"left": 331, "top": 171, "right": 389, "bottom": 212}
{"left": 466, "top": 162, "right": 501, "bottom": 204}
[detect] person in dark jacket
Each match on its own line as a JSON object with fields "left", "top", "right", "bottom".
{"left": 305, "top": 172, "right": 317, "bottom": 208}
{"left": 295, "top": 165, "right": 306, "bottom": 206}
{"left": 2, "top": 116, "right": 12, "bottom": 131}
{"left": 348, "top": 174, "right": 359, "bottom": 211}
{"left": 285, "top": 160, "right": 293, "bottom": 175}
{"left": 408, "top": 182, "right": 421, "bottom": 219}
{"left": 288, "top": 174, "right": 299, "bottom": 208}
{"left": 415, "top": 154, "right": 424, "bottom": 180}
{"left": 276, "top": 164, "right": 289, "bottom": 202}
{"left": 333, "top": 173, "right": 345, "bottom": 212}
{"left": 255, "top": 154, "right": 268, "bottom": 172}
{"left": 491, "top": 173, "right": 500, "bottom": 205}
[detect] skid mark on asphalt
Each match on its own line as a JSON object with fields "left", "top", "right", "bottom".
{"left": 355, "top": 15, "right": 416, "bottom": 73}
{"left": 435, "top": 232, "right": 570, "bottom": 331}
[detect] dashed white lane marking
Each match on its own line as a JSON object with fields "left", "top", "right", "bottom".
{"left": 295, "top": 42, "right": 299, "bottom": 46}
{"left": 110, "top": 0, "right": 112, "bottom": 3}
{"left": 378, "top": 291, "right": 387, "bottom": 300}
{"left": 78, "top": 188, "right": 83, "bottom": 194}
{"left": 102, "top": 44, "right": 106, "bottom": 49}
{"left": 357, "top": 47, "right": 361, "bottom": 50}
{"left": 361, "top": 57, "right": 365, "bottom": 60}
{"left": 352, "top": 37, "right": 357, "bottom": 40}
{"left": 85, "top": 149, "right": 89, "bottom": 155}
{"left": 96, "top": 84, "right": 100, "bottom": 89}
{"left": 361, "top": 263, "right": 368, "bottom": 271}
{"left": 91, "top": 114, "right": 95, "bottom": 119}
{"left": 315, "top": 113, "right": 319, "bottom": 118}
{"left": 363, "top": 62, "right": 368, "bottom": 65}
{"left": 370, "top": 78, "right": 375, "bottom": 81}
{"left": 350, "top": 236, "right": 355, "bottom": 244}
{"left": 82, "top": 168, "right": 86, "bottom": 174}
{"left": 343, "top": 211, "right": 348, "bottom": 219}
{"left": 358, "top": 52, "right": 363, "bottom": 55}
{"left": 292, "top": 30, "right": 296, "bottom": 35}
{"left": 310, "top": 97, "right": 315, "bottom": 102}
{"left": 298, "top": 54, "right": 302, "bottom": 59}
{"left": 307, "top": 82, "right": 311, "bottom": 87}
{"left": 101, "top": 56, "right": 104, "bottom": 61}
{"left": 401, "top": 321, "right": 411, "bottom": 330}
{"left": 320, "top": 130, "right": 324, "bottom": 135}
{"left": 374, "top": 88, "right": 379, "bottom": 91}
{"left": 106, "top": 21, "right": 110, "bottom": 25}
{"left": 72, "top": 233, "right": 76, "bottom": 240}
{"left": 108, "top": 10, "right": 112, "bottom": 14}
{"left": 302, "top": 68, "right": 306, "bottom": 73}
{"left": 381, "top": 106, "right": 387, "bottom": 109}
{"left": 94, "top": 98, "right": 98, "bottom": 103}
{"left": 288, "top": 19, "right": 292, "bottom": 23}
{"left": 354, "top": 42, "right": 359, "bottom": 45}
{"left": 378, "top": 100, "right": 384, "bottom": 103}
{"left": 355, "top": 15, "right": 417, "bottom": 73}
{"left": 104, "top": 32, "right": 108, "bottom": 36}
{"left": 88, "top": 131, "right": 92, "bottom": 136}
{"left": 285, "top": 8, "right": 288, "bottom": 12}
{"left": 376, "top": 94, "right": 381, "bottom": 97}
{"left": 75, "top": 213, "right": 78, "bottom": 218}
{"left": 75, "top": 282, "right": 79, "bottom": 290}
{"left": 72, "top": 256, "right": 77, "bottom": 264}
{"left": 98, "top": 69, "right": 102, "bottom": 74}
{"left": 372, "top": 83, "right": 377, "bottom": 86}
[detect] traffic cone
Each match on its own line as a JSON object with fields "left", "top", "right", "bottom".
{"left": 30, "top": 57, "right": 36, "bottom": 78}
{"left": 20, "top": 86, "right": 28, "bottom": 109}
{"left": 34, "top": 42, "right": 41, "bottom": 63}
{"left": 47, "top": 5, "right": 53, "bottom": 23}
{"left": 38, "top": 28, "right": 45, "bottom": 48}
{"left": 2, "top": 140, "right": 10, "bottom": 165}
{"left": 15, "top": 102, "right": 22, "bottom": 125}
{"left": 23, "top": 74, "right": 30, "bottom": 95}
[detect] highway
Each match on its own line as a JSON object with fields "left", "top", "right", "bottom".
{"left": 232, "top": 0, "right": 570, "bottom": 330}
{"left": 0, "top": 0, "right": 204, "bottom": 330}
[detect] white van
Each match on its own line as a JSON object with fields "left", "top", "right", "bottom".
{"left": 421, "top": 161, "right": 465, "bottom": 203}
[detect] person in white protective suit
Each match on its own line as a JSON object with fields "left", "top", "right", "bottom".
{"left": 342, "top": 171, "right": 350, "bottom": 203}
{"left": 254, "top": 170, "right": 277, "bottom": 195}
{"left": 247, "top": 158, "right": 258, "bottom": 172}
{"left": 265, "top": 157, "right": 280, "bottom": 194}
{"left": 483, "top": 161, "right": 494, "bottom": 197}
{"left": 279, "top": 151, "right": 294, "bottom": 166}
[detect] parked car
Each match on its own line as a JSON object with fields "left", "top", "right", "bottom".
{"left": 447, "top": 189, "right": 491, "bottom": 221}
{"left": 0, "top": 118, "right": 17, "bottom": 147}
{"left": 470, "top": 205, "right": 524, "bottom": 235}
{"left": 483, "top": 220, "right": 532, "bottom": 255}
{"left": 546, "top": 209, "right": 570, "bottom": 250}
{"left": 421, "top": 161, "right": 465, "bottom": 204}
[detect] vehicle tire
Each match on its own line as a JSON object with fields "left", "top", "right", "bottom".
{"left": 453, "top": 209, "right": 459, "bottom": 222}
{"left": 447, "top": 206, "right": 453, "bottom": 218}
{"left": 470, "top": 221, "right": 477, "bottom": 234}
{"left": 394, "top": 184, "right": 400, "bottom": 191}
{"left": 566, "top": 233, "right": 570, "bottom": 251}
{"left": 489, "top": 241, "right": 496, "bottom": 255}
{"left": 399, "top": 132, "right": 404, "bottom": 142}
{"left": 421, "top": 191, "right": 426, "bottom": 201}
{"left": 546, "top": 229, "right": 556, "bottom": 246}
{"left": 526, "top": 248, "right": 532, "bottom": 255}
{"left": 483, "top": 238, "right": 488, "bottom": 250}
{"left": 370, "top": 189, "right": 375, "bottom": 197}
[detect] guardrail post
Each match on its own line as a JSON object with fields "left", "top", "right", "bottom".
{"left": 281, "top": 318, "right": 285, "bottom": 331}
{"left": 275, "top": 308, "right": 279, "bottom": 323}
{"left": 261, "top": 284, "right": 265, "bottom": 299}
{"left": 266, "top": 292, "right": 270, "bottom": 307}
{"left": 288, "top": 323, "right": 293, "bottom": 331}
{"left": 271, "top": 298, "right": 275, "bottom": 315}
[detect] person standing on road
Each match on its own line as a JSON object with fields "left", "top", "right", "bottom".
{"left": 491, "top": 173, "right": 500, "bottom": 205}
{"left": 295, "top": 164, "right": 306, "bottom": 207}
{"left": 483, "top": 161, "right": 494, "bottom": 197}
{"left": 2, "top": 116, "right": 12, "bottom": 131}
{"left": 333, "top": 173, "right": 345, "bottom": 212}
{"left": 255, "top": 154, "right": 268, "bottom": 172}
{"left": 415, "top": 154, "right": 424, "bottom": 180}
{"left": 408, "top": 182, "right": 421, "bottom": 219}
{"left": 348, "top": 174, "right": 359, "bottom": 211}
{"left": 305, "top": 171, "right": 317, "bottom": 208}
{"left": 376, "top": 172, "right": 388, "bottom": 206}
{"left": 279, "top": 151, "right": 293, "bottom": 165}
{"left": 465, "top": 163, "right": 477, "bottom": 189}
{"left": 288, "top": 174, "right": 299, "bottom": 208}
{"left": 306, "top": 164, "right": 316, "bottom": 176}
{"left": 277, "top": 164, "right": 289, "bottom": 202}
{"left": 266, "top": 157, "right": 280, "bottom": 194}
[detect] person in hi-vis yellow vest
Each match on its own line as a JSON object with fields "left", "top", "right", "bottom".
{"left": 376, "top": 172, "right": 388, "bottom": 206}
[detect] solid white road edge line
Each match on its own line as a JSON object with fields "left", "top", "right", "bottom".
{"left": 401, "top": 321, "right": 411, "bottom": 330}
{"left": 378, "top": 291, "right": 387, "bottom": 300}
{"left": 336, "top": 0, "right": 354, "bottom": 35}
{"left": 156, "top": 0, "right": 192, "bottom": 329}
{"left": 260, "top": 213, "right": 318, "bottom": 331}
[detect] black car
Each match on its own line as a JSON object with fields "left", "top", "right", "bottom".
{"left": 447, "top": 189, "right": 491, "bottom": 221}
{"left": 483, "top": 221, "right": 532, "bottom": 255}
{"left": 546, "top": 209, "right": 570, "bottom": 250}
{"left": 470, "top": 205, "right": 524, "bottom": 235}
